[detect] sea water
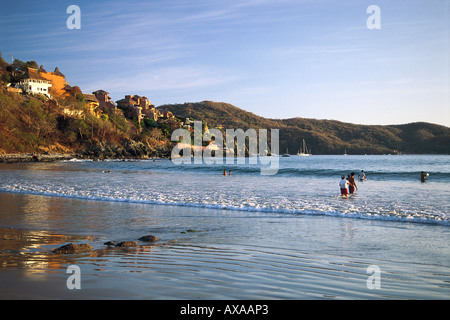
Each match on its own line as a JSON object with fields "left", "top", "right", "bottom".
{"left": 1, "top": 155, "right": 449, "bottom": 225}
{"left": 0, "top": 155, "right": 449, "bottom": 299}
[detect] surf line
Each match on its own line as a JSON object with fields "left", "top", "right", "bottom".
{"left": 171, "top": 121, "right": 279, "bottom": 175}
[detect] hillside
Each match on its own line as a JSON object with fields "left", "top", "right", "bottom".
{"left": 1, "top": 51, "right": 448, "bottom": 157}
{"left": 0, "top": 88, "right": 171, "bottom": 159}
{"left": 158, "top": 101, "right": 450, "bottom": 155}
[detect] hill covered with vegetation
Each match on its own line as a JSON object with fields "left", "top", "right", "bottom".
{"left": 1, "top": 52, "right": 448, "bottom": 158}
{"left": 0, "top": 88, "right": 172, "bottom": 159}
{"left": 0, "top": 53, "right": 174, "bottom": 160}
{"left": 158, "top": 101, "right": 450, "bottom": 155}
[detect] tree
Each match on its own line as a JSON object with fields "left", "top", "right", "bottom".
{"left": 11, "top": 59, "right": 38, "bottom": 73}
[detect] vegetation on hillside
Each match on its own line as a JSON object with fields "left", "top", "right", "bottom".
{"left": 1, "top": 52, "right": 448, "bottom": 157}
{"left": 0, "top": 87, "right": 172, "bottom": 158}
{"left": 158, "top": 101, "right": 450, "bottom": 155}
{"left": 0, "top": 53, "right": 174, "bottom": 158}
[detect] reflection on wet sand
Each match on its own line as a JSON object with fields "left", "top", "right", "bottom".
{"left": 0, "top": 228, "right": 86, "bottom": 273}
{"left": 0, "top": 226, "right": 167, "bottom": 273}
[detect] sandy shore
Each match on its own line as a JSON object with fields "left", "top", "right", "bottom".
{"left": 0, "top": 191, "right": 449, "bottom": 300}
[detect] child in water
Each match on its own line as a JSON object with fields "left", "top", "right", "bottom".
{"left": 339, "top": 175, "right": 349, "bottom": 197}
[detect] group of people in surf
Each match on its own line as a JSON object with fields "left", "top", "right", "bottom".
{"left": 339, "top": 170, "right": 366, "bottom": 198}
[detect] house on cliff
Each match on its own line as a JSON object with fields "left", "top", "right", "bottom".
{"left": 116, "top": 94, "right": 161, "bottom": 122}
{"left": 83, "top": 93, "right": 102, "bottom": 118}
{"left": 93, "top": 90, "right": 116, "bottom": 113}
{"left": 115, "top": 94, "right": 174, "bottom": 123}
{"left": 116, "top": 95, "right": 144, "bottom": 121}
{"left": 15, "top": 67, "right": 52, "bottom": 98}
{"left": 39, "top": 66, "right": 70, "bottom": 97}
{"left": 14, "top": 66, "right": 70, "bottom": 98}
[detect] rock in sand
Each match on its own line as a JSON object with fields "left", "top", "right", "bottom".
{"left": 138, "top": 235, "right": 158, "bottom": 242}
{"left": 53, "top": 243, "right": 93, "bottom": 254}
{"left": 115, "top": 241, "right": 138, "bottom": 247}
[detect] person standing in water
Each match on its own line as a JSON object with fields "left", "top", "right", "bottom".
{"left": 223, "top": 169, "right": 227, "bottom": 176}
{"left": 348, "top": 172, "right": 358, "bottom": 194}
{"left": 339, "top": 175, "right": 349, "bottom": 197}
{"left": 358, "top": 170, "right": 367, "bottom": 181}
{"left": 421, "top": 171, "right": 428, "bottom": 182}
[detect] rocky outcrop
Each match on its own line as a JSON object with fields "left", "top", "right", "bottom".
{"left": 138, "top": 235, "right": 158, "bottom": 242}
{"left": 81, "top": 141, "right": 170, "bottom": 160}
{"left": 0, "top": 153, "right": 77, "bottom": 163}
{"left": 115, "top": 241, "right": 138, "bottom": 247}
{"left": 53, "top": 243, "right": 93, "bottom": 254}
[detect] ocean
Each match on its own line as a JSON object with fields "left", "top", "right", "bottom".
{"left": 0, "top": 154, "right": 449, "bottom": 300}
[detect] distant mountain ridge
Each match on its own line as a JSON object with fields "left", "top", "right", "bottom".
{"left": 158, "top": 101, "right": 450, "bottom": 154}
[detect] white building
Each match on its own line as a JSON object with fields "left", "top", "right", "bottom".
{"left": 15, "top": 67, "right": 52, "bottom": 98}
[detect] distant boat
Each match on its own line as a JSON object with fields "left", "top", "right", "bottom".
{"left": 282, "top": 148, "right": 290, "bottom": 157}
{"left": 344, "top": 149, "right": 348, "bottom": 156}
{"left": 297, "top": 139, "right": 311, "bottom": 156}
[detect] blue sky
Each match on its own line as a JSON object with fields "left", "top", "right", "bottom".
{"left": 1, "top": 0, "right": 448, "bottom": 126}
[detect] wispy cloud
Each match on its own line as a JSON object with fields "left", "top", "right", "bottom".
{"left": 79, "top": 65, "right": 240, "bottom": 95}
{"left": 2, "top": 0, "right": 448, "bottom": 126}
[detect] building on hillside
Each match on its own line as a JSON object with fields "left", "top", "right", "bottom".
{"left": 93, "top": 90, "right": 116, "bottom": 112}
{"left": 116, "top": 95, "right": 143, "bottom": 121}
{"left": 39, "top": 67, "right": 70, "bottom": 97}
{"left": 139, "top": 96, "right": 159, "bottom": 120}
{"left": 15, "top": 67, "right": 52, "bottom": 98}
{"left": 116, "top": 95, "right": 153, "bottom": 109}
{"left": 138, "top": 96, "right": 152, "bottom": 109}
{"left": 141, "top": 108, "right": 159, "bottom": 121}
{"left": 83, "top": 93, "right": 102, "bottom": 118}
{"left": 161, "top": 111, "right": 174, "bottom": 119}
{"left": 14, "top": 66, "right": 71, "bottom": 98}
{"left": 115, "top": 94, "right": 177, "bottom": 124}
{"left": 116, "top": 95, "right": 161, "bottom": 122}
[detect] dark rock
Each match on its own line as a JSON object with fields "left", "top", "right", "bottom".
{"left": 53, "top": 243, "right": 93, "bottom": 254}
{"left": 115, "top": 241, "right": 138, "bottom": 247}
{"left": 139, "top": 235, "right": 158, "bottom": 242}
{"left": 103, "top": 241, "right": 115, "bottom": 246}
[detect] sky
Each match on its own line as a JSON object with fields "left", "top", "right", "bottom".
{"left": 0, "top": 0, "right": 449, "bottom": 127}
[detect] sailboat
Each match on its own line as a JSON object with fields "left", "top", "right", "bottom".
{"left": 282, "top": 148, "right": 290, "bottom": 157}
{"left": 297, "top": 139, "right": 311, "bottom": 156}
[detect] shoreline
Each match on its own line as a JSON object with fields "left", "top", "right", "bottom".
{"left": 0, "top": 153, "right": 78, "bottom": 163}
{"left": 0, "top": 152, "right": 170, "bottom": 163}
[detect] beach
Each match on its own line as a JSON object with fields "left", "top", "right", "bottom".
{"left": 0, "top": 191, "right": 449, "bottom": 300}
{"left": 0, "top": 155, "right": 449, "bottom": 300}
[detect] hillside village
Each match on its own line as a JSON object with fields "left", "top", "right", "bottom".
{"left": 0, "top": 53, "right": 208, "bottom": 159}
{"left": 4, "top": 63, "right": 185, "bottom": 131}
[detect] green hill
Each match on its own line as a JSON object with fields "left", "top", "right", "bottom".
{"left": 158, "top": 101, "right": 450, "bottom": 155}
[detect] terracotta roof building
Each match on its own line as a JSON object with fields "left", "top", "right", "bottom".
{"left": 39, "top": 67, "right": 70, "bottom": 97}
{"left": 93, "top": 90, "right": 116, "bottom": 112}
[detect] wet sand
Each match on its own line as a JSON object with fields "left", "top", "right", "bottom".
{"left": 0, "top": 191, "right": 449, "bottom": 300}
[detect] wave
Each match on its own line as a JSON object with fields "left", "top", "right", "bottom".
{"left": 1, "top": 188, "right": 448, "bottom": 227}
{"left": 151, "top": 164, "right": 450, "bottom": 181}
